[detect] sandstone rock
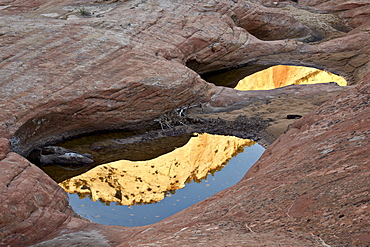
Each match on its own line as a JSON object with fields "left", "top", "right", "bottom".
{"left": 0, "top": 138, "right": 10, "bottom": 160}
{"left": 189, "top": 82, "right": 348, "bottom": 143}
{"left": 0, "top": 0, "right": 367, "bottom": 155}
{"left": 0, "top": 0, "right": 369, "bottom": 246}
{"left": 0, "top": 152, "right": 88, "bottom": 246}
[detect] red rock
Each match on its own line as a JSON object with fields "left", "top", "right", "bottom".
{"left": 0, "top": 152, "right": 88, "bottom": 246}
{"left": 0, "top": 138, "right": 10, "bottom": 160}
{"left": 0, "top": 0, "right": 369, "bottom": 246}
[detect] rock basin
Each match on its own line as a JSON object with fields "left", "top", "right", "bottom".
{"left": 59, "top": 133, "right": 254, "bottom": 206}
{"left": 56, "top": 134, "right": 264, "bottom": 227}
{"left": 0, "top": 0, "right": 369, "bottom": 246}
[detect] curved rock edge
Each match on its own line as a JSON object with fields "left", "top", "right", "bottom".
{"left": 0, "top": 0, "right": 369, "bottom": 246}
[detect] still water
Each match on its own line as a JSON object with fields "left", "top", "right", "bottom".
{"left": 67, "top": 142, "right": 265, "bottom": 226}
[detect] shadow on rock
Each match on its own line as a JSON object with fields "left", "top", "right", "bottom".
{"left": 28, "top": 146, "right": 94, "bottom": 167}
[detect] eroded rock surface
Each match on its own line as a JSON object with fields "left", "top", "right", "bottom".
{"left": 0, "top": 0, "right": 369, "bottom": 246}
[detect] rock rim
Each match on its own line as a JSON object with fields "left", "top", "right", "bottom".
{"left": 0, "top": 0, "right": 369, "bottom": 246}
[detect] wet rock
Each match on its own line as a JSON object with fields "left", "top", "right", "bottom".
{"left": 29, "top": 146, "right": 93, "bottom": 166}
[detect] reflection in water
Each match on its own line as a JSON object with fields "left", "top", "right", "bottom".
{"left": 235, "top": 65, "right": 347, "bottom": 90}
{"left": 67, "top": 141, "right": 265, "bottom": 226}
{"left": 60, "top": 133, "right": 254, "bottom": 206}
{"left": 41, "top": 133, "right": 192, "bottom": 183}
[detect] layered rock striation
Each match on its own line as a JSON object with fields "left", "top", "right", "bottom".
{"left": 0, "top": 0, "right": 369, "bottom": 246}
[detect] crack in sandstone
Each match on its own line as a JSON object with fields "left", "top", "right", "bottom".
{"left": 5, "top": 167, "right": 27, "bottom": 188}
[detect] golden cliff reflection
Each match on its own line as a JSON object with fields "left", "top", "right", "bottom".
{"left": 59, "top": 133, "right": 254, "bottom": 206}
{"left": 235, "top": 65, "right": 347, "bottom": 90}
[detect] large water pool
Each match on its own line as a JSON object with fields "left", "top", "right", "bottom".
{"left": 66, "top": 141, "right": 265, "bottom": 226}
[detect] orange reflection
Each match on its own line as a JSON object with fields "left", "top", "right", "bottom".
{"left": 59, "top": 133, "right": 254, "bottom": 205}
{"left": 235, "top": 65, "right": 347, "bottom": 90}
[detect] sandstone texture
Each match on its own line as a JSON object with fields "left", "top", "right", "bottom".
{"left": 0, "top": 0, "right": 369, "bottom": 246}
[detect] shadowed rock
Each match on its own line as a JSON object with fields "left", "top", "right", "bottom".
{"left": 29, "top": 146, "right": 93, "bottom": 166}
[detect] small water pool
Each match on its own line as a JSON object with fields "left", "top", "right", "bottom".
{"left": 67, "top": 141, "right": 265, "bottom": 226}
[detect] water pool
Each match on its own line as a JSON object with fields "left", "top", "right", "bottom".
{"left": 67, "top": 142, "right": 265, "bottom": 226}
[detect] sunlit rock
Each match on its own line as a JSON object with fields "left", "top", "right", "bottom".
{"left": 235, "top": 65, "right": 347, "bottom": 90}
{"left": 59, "top": 133, "right": 254, "bottom": 205}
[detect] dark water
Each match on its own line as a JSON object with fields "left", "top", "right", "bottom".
{"left": 68, "top": 143, "right": 265, "bottom": 227}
